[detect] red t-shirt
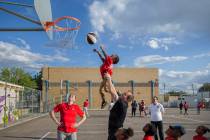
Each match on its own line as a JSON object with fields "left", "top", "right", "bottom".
{"left": 143, "top": 135, "right": 154, "bottom": 140}
{"left": 83, "top": 100, "right": 89, "bottom": 107}
{"left": 184, "top": 103, "right": 189, "bottom": 109}
{"left": 53, "top": 103, "right": 84, "bottom": 133}
{"left": 100, "top": 56, "right": 113, "bottom": 78}
{"left": 193, "top": 135, "right": 208, "bottom": 140}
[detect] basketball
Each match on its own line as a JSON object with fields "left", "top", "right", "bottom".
{"left": 86, "top": 32, "right": 97, "bottom": 44}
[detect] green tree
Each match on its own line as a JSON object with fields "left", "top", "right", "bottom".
{"left": 198, "top": 83, "right": 210, "bottom": 92}
{"left": 166, "top": 90, "right": 187, "bottom": 96}
{"left": 33, "top": 71, "right": 42, "bottom": 90}
{"left": 0, "top": 67, "right": 37, "bottom": 88}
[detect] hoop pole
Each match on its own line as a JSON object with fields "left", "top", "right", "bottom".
{"left": 0, "top": 1, "right": 33, "bottom": 8}
{"left": 0, "top": 28, "right": 44, "bottom": 31}
{"left": 0, "top": 7, "right": 41, "bottom": 25}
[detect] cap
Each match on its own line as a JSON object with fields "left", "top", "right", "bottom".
{"left": 169, "top": 125, "right": 186, "bottom": 136}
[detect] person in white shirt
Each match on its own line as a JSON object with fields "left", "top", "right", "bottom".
{"left": 148, "top": 96, "right": 165, "bottom": 140}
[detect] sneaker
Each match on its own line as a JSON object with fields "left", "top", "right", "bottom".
{"left": 101, "top": 101, "right": 108, "bottom": 109}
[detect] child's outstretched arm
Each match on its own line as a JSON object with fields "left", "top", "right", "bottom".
{"left": 100, "top": 45, "right": 108, "bottom": 58}
{"left": 93, "top": 48, "right": 105, "bottom": 62}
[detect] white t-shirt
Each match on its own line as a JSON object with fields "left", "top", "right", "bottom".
{"left": 149, "top": 103, "right": 164, "bottom": 121}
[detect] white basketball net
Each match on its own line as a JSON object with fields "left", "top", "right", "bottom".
{"left": 45, "top": 18, "right": 81, "bottom": 49}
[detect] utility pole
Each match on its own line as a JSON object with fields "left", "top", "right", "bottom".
{"left": 192, "top": 84, "right": 195, "bottom": 96}
{"left": 163, "top": 83, "right": 166, "bottom": 102}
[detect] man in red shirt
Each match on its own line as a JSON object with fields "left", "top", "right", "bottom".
{"left": 49, "top": 94, "right": 86, "bottom": 140}
{"left": 83, "top": 98, "right": 89, "bottom": 117}
{"left": 93, "top": 45, "right": 119, "bottom": 109}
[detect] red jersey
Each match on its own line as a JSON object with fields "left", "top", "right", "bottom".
{"left": 83, "top": 100, "right": 89, "bottom": 107}
{"left": 184, "top": 103, "right": 189, "bottom": 109}
{"left": 53, "top": 103, "right": 84, "bottom": 133}
{"left": 193, "top": 135, "right": 208, "bottom": 140}
{"left": 100, "top": 56, "right": 113, "bottom": 78}
{"left": 143, "top": 135, "right": 154, "bottom": 140}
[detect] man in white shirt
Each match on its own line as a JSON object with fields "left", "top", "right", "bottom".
{"left": 148, "top": 96, "right": 165, "bottom": 140}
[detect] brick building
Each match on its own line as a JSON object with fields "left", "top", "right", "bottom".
{"left": 41, "top": 67, "right": 159, "bottom": 110}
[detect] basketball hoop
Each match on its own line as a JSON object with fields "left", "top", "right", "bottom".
{"left": 44, "top": 16, "right": 81, "bottom": 48}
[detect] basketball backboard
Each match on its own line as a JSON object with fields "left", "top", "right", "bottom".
{"left": 34, "top": 0, "right": 53, "bottom": 40}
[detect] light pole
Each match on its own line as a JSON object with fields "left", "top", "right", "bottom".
{"left": 164, "top": 83, "right": 166, "bottom": 102}
{"left": 192, "top": 84, "right": 195, "bottom": 96}
{"left": 3, "top": 82, "right": 7, "bottom": 128}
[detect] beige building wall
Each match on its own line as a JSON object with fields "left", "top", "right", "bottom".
{"left": 41, "top": 67, "right": 159, "bottom": 109}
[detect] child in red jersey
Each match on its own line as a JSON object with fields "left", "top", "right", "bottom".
{"left": 165, "top": 125, "right": 185, "bottom": 140}
{"left": 193, "top": 125, "right": 210, "bottom": 140}
{"left": 93, "top": 45, "right": 119, "bottom": 109}
{"left": 83, "top": 98, "right": 89, "bottom": 117}
{"left": 142, "top": 123, "right": 156, "bottom": 140}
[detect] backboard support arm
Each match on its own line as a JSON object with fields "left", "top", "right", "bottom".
{"left": 0, "top": 28, "right": 44, "bottom": 31}
{"left": 0, "top": 7, "right": 42, "bottom": 26}
{"left": 0, "top": 1, "right": 33, "bottom": 8}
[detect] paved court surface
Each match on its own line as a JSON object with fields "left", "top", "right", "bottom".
{"left": 0, "top": 108, "right": 210, "bottom": 140}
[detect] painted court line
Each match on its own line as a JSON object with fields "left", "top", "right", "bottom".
{"left": 167, "top": 115, "right": 205, "bottom": 123}
{"left": 39, "top": 132, "right": 51, "bottom": 140}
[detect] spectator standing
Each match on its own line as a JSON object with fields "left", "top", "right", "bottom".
{"left": 179, "top": 101, "right": 183, "bottom": 114}
{"left": 131, "top": 100, "right": 138, "bottom": 117}
{"left": 139, "top": 100, "right": 147, "bottom": 117}
{"left": 83, "top": 98, "right": 89, "bottom": 117}
{"left": 148, "top": 96, "right": 165, "bottom": 140}
{"left": 183, "top": 101, "right": 189, "bottom": 115}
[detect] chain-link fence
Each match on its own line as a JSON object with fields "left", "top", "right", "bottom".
{"left": 0, "top": 81, "right": 42, "bottom": 129}
{"left": 42, "top": 80, "right": 159, "bottom": 111}
{"left": 158, "top": 83, "right": 210, "bottom": 108}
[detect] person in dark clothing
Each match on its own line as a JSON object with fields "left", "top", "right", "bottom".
{"left": 179, "top": 101, "right": 183, "bottom": 114}
{"left": 104, "top": 73, "right": 133, "bottom": 140}
{"left": 131, "top": 100, "right": 138, "bottom": 117}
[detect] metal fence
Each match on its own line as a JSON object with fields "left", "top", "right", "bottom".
{"left": 42, "top": 80, "right": 158, "bottom": 111}
{"left": 0, "top": 82, "right": 42, "bottom": 129}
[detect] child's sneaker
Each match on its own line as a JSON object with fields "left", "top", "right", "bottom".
{"left": 101, "top": 100, "right": 108, "bottom": 109}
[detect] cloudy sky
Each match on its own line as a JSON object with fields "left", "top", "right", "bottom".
{"left": 0, "top": 0, "right": 210, "bottom": 93}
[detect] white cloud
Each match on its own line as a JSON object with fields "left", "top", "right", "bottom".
{"left": 111, "top": 32, "right": 121, "bottom": 40}
{"left": 17, "top": 38, "right": 30, "bottom": 50}
{"left": 194, "top": 52, "right": 210, "bottom": 58}
{"left": 117, "top": 44, "right": 133, "bottom": 50}
{"left": 0, "top": 41, "right": 70, "bottom": 70}
{"left": 117, "top": 44, "right": 127, "bottom": 49}
{"left": 147, "top": 40, "right": 159, "bottom": 49}
{"left": 159, "top": 69, "right": 210, "bottom": 92}
{"left": 89, "top": 0, "right": 210, "bottom": 38}
{"left": 207, "top": 63, "right": 210, "bottom": 69}
{"left": 134, "top": 55, "right": 187, "bottom": 67}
